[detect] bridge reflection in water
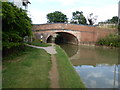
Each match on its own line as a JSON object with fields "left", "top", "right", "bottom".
{"left": 59, "top": 44, "right": 119, "bottom": 88}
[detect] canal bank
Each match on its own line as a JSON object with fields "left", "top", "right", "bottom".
{"left": 3, "top": 43, "right": 86, "bottom": 88}
{"left": 27, "top": 44, "right": 86, "bottom": 88}
{"left": 55, "top": 45, "right": 85, "bottom": 88}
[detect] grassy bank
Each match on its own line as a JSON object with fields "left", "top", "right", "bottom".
{"left": 96, "top": 34, "right": 120, "bottom": 47}
{"left": 3, "top": 46, "right": 51, "bottom": 88}
{"left": 55, "top": 45, "right": 86, "bottom": 88}
{"left": 27, "top": 42, "right": 51, "bottom": 47}
{"left": 3, "top": 44, "right": 86, "bottom": 88}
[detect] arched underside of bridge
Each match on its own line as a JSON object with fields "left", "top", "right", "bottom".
{"left": 47, "top": 32, "right": 78, "bottom": 45}
{"left": 47, "top": 35, "right": 53, "bottom": 43}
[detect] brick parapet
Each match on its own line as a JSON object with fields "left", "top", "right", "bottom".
{"left": 32, "top": 23, "right": 117, "bottom": 44}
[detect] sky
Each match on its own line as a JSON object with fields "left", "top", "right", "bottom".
{"left": 27, "top": 0, "right": 119, "bottom": 24}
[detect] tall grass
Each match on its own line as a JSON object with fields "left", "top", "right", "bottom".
{"left": 96, "top": 34, "right": 120, "bottom": 47}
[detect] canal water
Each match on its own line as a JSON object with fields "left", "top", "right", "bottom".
{"left": 59, "top": 44, "right": 119, "bottom": 88}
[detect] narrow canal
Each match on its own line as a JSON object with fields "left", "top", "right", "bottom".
{"left": 59, "top": 44, "right": 119, "bottom": 88}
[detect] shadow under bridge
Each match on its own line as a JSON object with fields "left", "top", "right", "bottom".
{"left": 47, "top": 32, "right": 78, "bottom": 45}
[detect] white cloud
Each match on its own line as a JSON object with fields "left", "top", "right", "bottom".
{"left": 86, "top": 72, "right": 104, "bottom": 78}
{"left": 104, "top": 78, "right": 118, "bottom": 87}
{"left": 64, "top": 4, "right": 117, "bottom": 23}
{"left": 85, "top": 5, "right": 117, "bottom": 23}
{"left": 94, "top": 5, "right": 118, "bottom": 22}
{"left": 31, "top": 0, "right": 79, "bottom": 6}
{"left": 28, "top": 8, "right": 48, "bottom": 24}
{"left": 28, "top": 0, "right": 118, "bottom": 24}
{"left": 57, "top": 0, "right": 80, "bottom": 6}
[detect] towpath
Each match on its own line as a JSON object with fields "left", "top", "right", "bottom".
{"left": 27, "top": 44, "right": 60, "bottom": 88}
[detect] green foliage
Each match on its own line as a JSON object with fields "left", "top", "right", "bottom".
{"left": 99, "top": 16, "right": 119, "bottom": 25}
{"left": 70, "top": 11, "right": 87, "bottom": 25}
{"left": 27, "top": 42, "right": 51, "bottom": 47}
{"left": 47, "top": 11, "right": 68, "bottom": 23}
{"left": 96, "top": 34, "right": 120, "bottom": 47}
{"left": 2, "top": 2, "right": 32, "bottom": 50}
{"left": 118, "top": 21, "right": 120, "bottom": 35}
{"left": 106, "top": 16, "right": 119, "bottom": 24}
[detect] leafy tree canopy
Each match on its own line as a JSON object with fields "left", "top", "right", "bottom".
{"left": 70, "top": 11, "right": 87, "bottom": 25}
{"left": 99, "top": 16, "right": 119, "bottom": 24}
{"left": 47, "top": 11, "right": 68, "bottom": 23}
{"left": 106, "top": 16, "right": 119, "bottom": 24}
{"left": 2, "top": 2, "right": 32, "bottom": 49}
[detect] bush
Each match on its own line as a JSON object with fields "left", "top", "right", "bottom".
{"left": 27, "top": 42, "right": 51, "bottom": 47}
{"left": 96, "top": 34, "right": 120, "bottom": 47}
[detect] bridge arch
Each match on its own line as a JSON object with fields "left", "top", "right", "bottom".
{"left": 32, "top": 23, "right": 116, "bottom": 45}
{"left": 46, "top": 32, "right": 79, "bottom": 45}
{"left": 47, "top": 35, "right": 53, "bottom": 43}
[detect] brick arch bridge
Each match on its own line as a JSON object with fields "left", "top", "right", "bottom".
{"left": 32, "top": 23, "right": 116, "bottom": 45}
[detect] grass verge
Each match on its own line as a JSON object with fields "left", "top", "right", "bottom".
{"left": 55, "top": 45, "right": 86, "bottom": 88}
{"left": 3, "top": 46, "right": 51, "bottom": 88}
{"left": 27, "top": 42, "right": 51, "bottom": 47}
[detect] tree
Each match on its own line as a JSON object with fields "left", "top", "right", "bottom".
{"left": 70, "top": 11, "right": 87, "bottom": 25}
{"left": 88, "top": 13, "right": 98, "bottom": 25}
{"left": 118, "top": 24, "right": 120, "bottom": 35}
{"left": 2, "top": 2, "right": 32, "bottom": 50}
{"left": 106, "top": 16, "right": 118, "bottom": 24}
{"left": 118, "top": 19, "right": 120, "bottom": 35}
{"left": 47, "top": 11, "right": 68, "bottom": 23}
{"left": 99, "top": 16, "right": 119, "bottom": 25}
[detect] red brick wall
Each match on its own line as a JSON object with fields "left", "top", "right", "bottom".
{"left": 95, "top": 27, "right": 117, "bottom": 41}
{"left": 32, "top": 23, "right": 95, "bottom": 32}
{"left": 32, "top": 23, "right": 117, "bottom": 44}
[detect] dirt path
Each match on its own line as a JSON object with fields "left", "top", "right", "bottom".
{"left": 49, "top": 54, "right": 60, "bottom": 88}
{"left": 27, "top": 44, "right": 60, "bottom": 88}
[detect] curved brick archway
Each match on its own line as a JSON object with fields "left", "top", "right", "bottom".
{"left": 47, "top": 35, "right": 53, "bottom": 43}
{"left": 32, "top": 23, "right": 116, "bottom": 45}
{"left": 34, "top": 30, "right": 81, "bottom": 44}
{"left": 55, "top": 32, "right": 79, "bottom": 44}
{"left": 46, "top": 32, "right": 79, "bottom": 44}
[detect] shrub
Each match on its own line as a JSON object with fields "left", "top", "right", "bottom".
{"left": 96, "top": 34, "right": 120, "bottom": 47}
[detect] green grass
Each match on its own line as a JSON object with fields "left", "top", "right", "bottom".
{"left": 3, "top": 44, "right": 86, "bottom": 88}
{"left": 3, "top": 46, "right": 27, "bottom": 61}
{"left": 96, "top": 34, "right": 120, "bottom": 47}
{"left": 3, "top": 46, "right": 51, "bottom": 88}
{"left": 55, "top": 45, "right": 86, "bottom": 88}
{"left": 27, "top": 42, "right": 51, "bottom": 47}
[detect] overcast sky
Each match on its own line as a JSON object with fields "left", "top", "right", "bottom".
{"left": 28, "top": 0, "right": 119, "bottom": 24}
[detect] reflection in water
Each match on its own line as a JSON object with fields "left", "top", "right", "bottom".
{"left": 59, "top": 44, "right": 78, "bottom": 57}
{"left": 60, "top": 44, "right": 119, "bottom": 88}
{"left": 74, "top": 65, "right": 119, "bottom": 88}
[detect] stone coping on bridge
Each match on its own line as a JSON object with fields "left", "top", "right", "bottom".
{"left": 32, "top": 23, "right": 116, "bottom": 33}
{"left": 33, "top": 23, "right": 94, "bottom": 27}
